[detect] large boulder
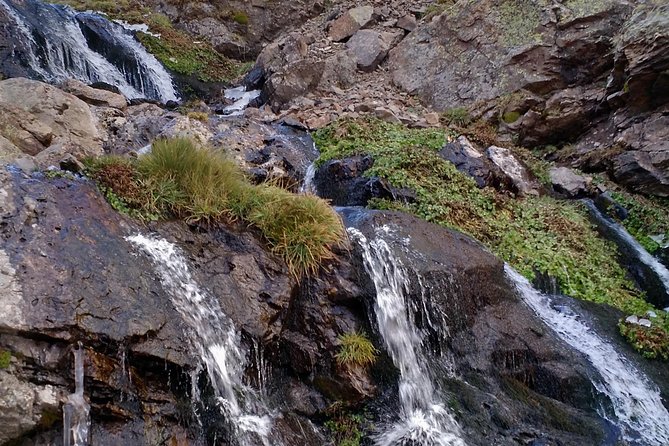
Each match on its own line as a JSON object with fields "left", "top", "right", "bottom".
{"left": 327, "top": 5, "right": 375, "bottom": 42}
{"left": 0, "top": 78, "right": 103, "bottom": 161}
{"left": 346, "top": 29, "right": 401, "bottom": 72}
{"left": 59, "top": 78, "right": 127, "bottom": 110}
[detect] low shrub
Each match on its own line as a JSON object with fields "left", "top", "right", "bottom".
{"left": 335, "top": 332, "right": 378, "bottom": 368}
{"left": 619, "top": 320, "right": 669, "bottom": 361}
{"left": 87, "top": 138, "right": 344, "bottom": 277}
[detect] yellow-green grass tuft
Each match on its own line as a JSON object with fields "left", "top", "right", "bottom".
{"left": 87, "top": 138, "right": 344, "bottom": 277}
{"left": 335, "top": 332, "right": 378, "bottom": 368}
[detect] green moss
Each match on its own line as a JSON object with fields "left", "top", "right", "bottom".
{"left": 231, "top": 11, "right": 249, "bottom": 25}
{"left": 502, "top": 111, "right": 521, "bottom": 124}
{"left": 496, "top": 0, "right": 544, "bottom": 47}
{"left": 563, "top": 0, "right": 613, "bottom": 19}
{"left": 0, "top": 350, "right": 11, "bottom": 369}
{"left": 314, "top": 117, "right": 655, "bottom": 324}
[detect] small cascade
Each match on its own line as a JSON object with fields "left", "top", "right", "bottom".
{"left": 63, "top": 343, "right": 91, "bottom": 446}
{"left": 348, "top": 227, "right": 466, "bottom": 446}
{"left": 127, "top": 234, "right": 276, "bottom": 446}
{"left": 583, "top": 199, "right": 669, "bottom": 306}
{"left": 0, "top": 0, "right": 178, "bottom": 102}
{"left": 299, "top": 161, "right": 317, "bottom": 195}
{"left": 506, "top": 266, "right": 669, "bottom": 446}
{"left": 222, "top": 86, "right": 261, "bottom": 116}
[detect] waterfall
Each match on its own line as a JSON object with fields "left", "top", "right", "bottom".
{"left": 127, "top": 234, "right": 275, "bottom": 446}
{"left": 583, "top": 199, "right": 669, "bottom": 305}
{"left": 348, "top": 227, "right": 466, "bottom": 446}
{"left": 299, "top": 161, "right": 317, "bottom": 195}
{"left": 63, "top": 343, "right": 90, "bottom": 446}
{"left": 506, "top": 265, "right": 669, "bottom": 446}
{"left": 0, "top": 0, "right": 178, "bottom": 102}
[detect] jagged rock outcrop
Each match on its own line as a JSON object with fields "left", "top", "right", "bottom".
{"left": 389, "top": 0, "right": 669, "bottom": 196}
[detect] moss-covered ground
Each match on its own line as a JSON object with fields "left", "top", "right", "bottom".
{"left": 313, "top": 117, "right": 669, "bottom": 358}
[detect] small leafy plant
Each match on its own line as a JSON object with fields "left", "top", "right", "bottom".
{"left": 619, "top": 319, "right": 669, "bottom": 361}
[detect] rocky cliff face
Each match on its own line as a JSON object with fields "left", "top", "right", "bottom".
{"left": 389, "top": 0, "right": 669, "bottom": 196}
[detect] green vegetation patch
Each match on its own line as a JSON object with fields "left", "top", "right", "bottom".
{"left": 314, "top": 117, "right": 655, "bottom": 319}
{"left": 619, "top": 320, "right": 669, "bottom": 361}
{"left": 325, "top": 409, "right": 365, "bottom": 446}
{"left": 0, "top": 350, "right": 11, "bottom": 369}
{"left": 335, "top": 332, "right": 378, "bottom": 368}
{"left": 85, "top": 138, "right": 344, "bottom": 277}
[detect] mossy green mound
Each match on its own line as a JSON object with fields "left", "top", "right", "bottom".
{"left": 85, "top": 138, "right": 344, "bottom": 277}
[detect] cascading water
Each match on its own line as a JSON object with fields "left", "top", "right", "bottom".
{"left": 299, "top": 161, "right": 317, "bottom": 195}
{"left": 506, "top": 265, "right": 669, "bottom": 446}
{"left": 222, "top": 86, "right": 261, "bottom": 116}
{"left": 348, "top": 226, "right": 466, "bottom": 446}
{"left": 0, "top": 0, "right": 178, "bottom": 102}
{"left": 63, "top": 342, "right": 90, "bottom": 446}
{"left": 583, "top": 199, "right": 669, "bottom": 304}
{"left": 127, "top": 234, "right": 276, "bottom": 446}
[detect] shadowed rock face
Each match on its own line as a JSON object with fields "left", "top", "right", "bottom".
{"left": 0, "top": 168, "right": 364, "bottom": 445}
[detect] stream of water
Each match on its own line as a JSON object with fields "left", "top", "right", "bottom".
{"left": 127, "top": 234, "right": 275, "bottom": 446}
{"left": 506, "top": 266, "right": 669, "bottom": 446}
{"left": 63, "top": 343, "right": 90, "bottom": 446}
{"left": 348, "top": 227, "right": 467, "bottom": 446}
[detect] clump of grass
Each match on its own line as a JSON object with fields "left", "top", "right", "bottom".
{"left": 335, "top": 332, "right": 378, "bottom": 368}
{"left": 87, "top": 138, "right": 344, "bottom": 277}
{"left": 314, "top": 117, "right": 658, "bottom": 335}
{"left": 442, "top": 107, "right": 472, "bottom": 127}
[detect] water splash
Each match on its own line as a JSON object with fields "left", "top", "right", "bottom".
{"left": 63, "top": 343, "right": 90, "bottom": 446}
{"left": 1, "top": 0, "right": 178, "bottom": 102}
{"left": 506, "top": 265, "right": 669, "bottom": 446}
{"left": 348, "top": 227, "right": 466, "bottom": 446}
{"left": 222, "top": 86, "right": 261, "bottom": 116}
{"left": 127, "top": 234, "right": 276, "bottom": 446}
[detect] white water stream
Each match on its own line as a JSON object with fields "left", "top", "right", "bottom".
{"left": 0, "top": 0, "right": 178, "bottom": 102}
{"left": 127, "top": 234, "right": 275, "bottom": 446}
{"left": 583, "top": 199, "right": 669, "bottom": 298}
{"left": 348, "top": 227, "right": 466, "bottom": 446}
{"left": 507, "top": 266, "right": 669, "bottom": 445}
{"left": 63, "top": 343, "right": 90, "bottom": 446}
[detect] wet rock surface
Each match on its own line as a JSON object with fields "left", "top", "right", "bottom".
{"left": 341, "top": 208, "right": 610, "bottom": 446}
